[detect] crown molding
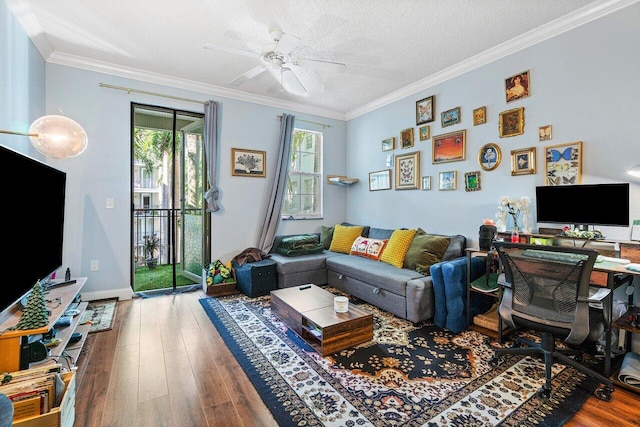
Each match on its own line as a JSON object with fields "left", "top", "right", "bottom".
{"left": 47, "top": 52, "right": 346, "bottom": 120}
{"left": 346, "top": 0, "right": 639, "bottom": 120}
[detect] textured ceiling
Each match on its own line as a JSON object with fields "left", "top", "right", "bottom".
{"left": 6, "top": 0, "right": 630, "bottom": 119}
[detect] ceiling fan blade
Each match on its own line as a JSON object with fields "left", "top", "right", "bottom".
{"left": 274, "top": 33, "right": 300, "bottom": 55}
{"left": 203, "top": 43, "right": 260, "bottom": 59}
{"left": 228, "top": 66, "right": 266, "bottom": 86}
{"left": 281, "top": 67, "right": 306, "bottom": 94}
{"left": 295, "top": 57, "right": 347, "bottom": 73}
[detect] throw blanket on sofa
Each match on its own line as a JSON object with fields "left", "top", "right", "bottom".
{"left": 276, "top": 234, "right": 324, "bottom": 256}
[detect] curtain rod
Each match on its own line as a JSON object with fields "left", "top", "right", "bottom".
{"left": 99, "top": 83, "right": 205, "bottom": 104}
{"left": 278, "top": 114, "right": 330, "bottom": 129}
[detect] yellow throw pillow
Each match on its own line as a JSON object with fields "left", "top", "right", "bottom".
{"left": 380, "top": 229, "right": 417, "bottom": 268}
{"left": 329, "top": 224, "right": 364, "bottom": 254}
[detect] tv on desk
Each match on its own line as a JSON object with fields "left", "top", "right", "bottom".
{"left": 0, "top": 145, "right": 66, "bottom": 317}
{"left": 535, "top": 183, "right": 629, "bottom": 229}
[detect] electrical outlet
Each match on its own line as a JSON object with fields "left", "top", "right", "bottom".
{"left": 90, "top": 260, "right": 99, "bottom": 271}
{"left": 106, "top": 198, "right": 115, "bottom": 209}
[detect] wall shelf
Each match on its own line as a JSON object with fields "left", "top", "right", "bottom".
{"left": 327, "top": 175, "right": 359, "bottom": 186}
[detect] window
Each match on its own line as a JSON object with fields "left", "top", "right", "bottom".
{"left": 282, "top": 129, "right": 322, "bottom": 218}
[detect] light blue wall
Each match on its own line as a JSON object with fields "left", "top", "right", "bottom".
{"left": 0, "top": 1, "right": 45, "bottom": 155}
{"left": 42, "top": 65, "right": 347, "bottom": 298}
{"left": 346, "top": 3, "right": 640, "bottom": 247}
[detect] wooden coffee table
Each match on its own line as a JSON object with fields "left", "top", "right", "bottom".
{"left": 270, "top": 284, "right": 374, "bottom": 356}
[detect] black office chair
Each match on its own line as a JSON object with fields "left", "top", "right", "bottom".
{"left": 490, "top": 242, "right": 614, "bottom": 401}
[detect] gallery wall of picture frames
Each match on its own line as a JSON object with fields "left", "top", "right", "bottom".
{"left": 371, "top": 69, "right": 581, "bottom": 193}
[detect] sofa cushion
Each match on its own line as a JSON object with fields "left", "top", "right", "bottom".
{"left": 442, "top": 234, "right": 467, "bottom": 261}
{"left": 269, "top": 251, "right": 340, "bottom": 275}
{"left": 403, "top": 230, "right": 451, "bottom": 275}
{"left": 349, "top": 236, "right": 388, "bottom": 260}
{"left": 380, "top": 228, "right": 417, "bottom": 268}
{"left": 368, "top": 227, "right": 395, "bottom": 240}
{"left": 320, "top": 225, "right": 334, "bottom": 250}
{"left": 329, "top": 224, "right": 364, "bottom": 254}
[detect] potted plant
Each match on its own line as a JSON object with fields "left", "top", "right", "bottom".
{"left": 143, "top": 235, "right": 160, "bottom": 269}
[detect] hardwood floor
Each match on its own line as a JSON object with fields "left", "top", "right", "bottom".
{"left": 74, "top": 291, "right": 640, "bottom": 426}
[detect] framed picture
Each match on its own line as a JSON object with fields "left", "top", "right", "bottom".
{"left": 505, "top": 70, "right": 530, "bottom": 103}
{"left": 473, "top": 106, "right": 487, "bottom": 126}
{"left": 464, "top": 171, "right": 481, "bottom": 192}
{"left": 510, "top": 147, "right": 536, "bottom": 176}
{"left": 499, "top": 107, "right": 524, "bottom": 138}
{"left": 438, "top": 171, "right": 457, "bottom": 191}
{"left": 478, "top": 143, "right": 501, "bottom": 171}
{"left": 382, "top": 137, "right": 396, "bottom": 151}
{"left": 432, "top": 129, "right": 466, "bottom": 164}
{"left": 441, "top": 106, "right": 461, "bottom": 127}
{"left": 400, "top": 128, "right": 414, "bottom": 149}
{"left": 539, "top": 125, "right": 552, "bottom": 141}
{"left": 231, "top": 148, "right": 266, "bottom": 177}
{"left": 369, "top": 169, "right": 392, "bottom": 191}
{"left": 416, "top": 96, "right": 434, "bottom": 125}
{"left": 385, "top": 153, "right": 394, "bottom": 167}
{"left": 395, "top": 151, "right": 420, "bottom": 190}
{"left": 421, "top": 176, "right": 431, "bottom": 190}
{"left": 544, "top": 141, "right": 582, "bottom": 185}
{"left": 419, "top": 125, "right": 430, "bottom": 141}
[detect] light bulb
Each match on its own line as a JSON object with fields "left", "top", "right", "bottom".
{"left": 29, "top": 115, "right": 88, "bottom": 159}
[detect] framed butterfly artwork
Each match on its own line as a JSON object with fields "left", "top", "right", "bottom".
{"left": 544, "top": 141, "right": 582, "bottom": 186}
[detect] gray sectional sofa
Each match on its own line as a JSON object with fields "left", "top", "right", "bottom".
{"left": 269, "top": 226, "right": 466, "bottom": 324}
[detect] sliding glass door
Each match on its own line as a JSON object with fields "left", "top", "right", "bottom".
{"left": 131, "top": 103, "right": 209, "bottom": 293}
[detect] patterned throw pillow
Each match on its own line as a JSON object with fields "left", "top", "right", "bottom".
{"left": 380, "top": 229, "right": 417, "bottom": 268}
{"left": 329, "top": 224, "right": 364, "bottom": 254}
{"left": 349, "top": 236, "right": 388, "bottom": 260}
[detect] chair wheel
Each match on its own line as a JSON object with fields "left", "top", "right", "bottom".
{"left": 595, "top": 386, "right": 613, "bottom": 402}
{"left": 536, "top": 387, "right": 551, "bottom": 400}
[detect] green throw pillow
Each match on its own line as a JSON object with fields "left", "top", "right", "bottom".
{"left": 320, "top": 225, "right": 335, "bottom": 250}
{"left": 403, "top": 231, "right": 451, "bottom": 275}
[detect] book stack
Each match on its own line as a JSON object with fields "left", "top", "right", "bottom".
{"left": 0, "top": 364, "right": 64, "bottom": 423}
{"left": 473, "top": 302, "right": 506, "bottom": 332}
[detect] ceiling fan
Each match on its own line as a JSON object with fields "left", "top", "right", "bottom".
{"left": 204, "top": 30, "right": 346, "bottom": 95}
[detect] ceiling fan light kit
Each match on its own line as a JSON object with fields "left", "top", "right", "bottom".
{"left": 205, "top": 29, "right": 346, "bottom": 95}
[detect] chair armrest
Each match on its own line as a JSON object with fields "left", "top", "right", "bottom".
{"left": 497, "top": 272, "right": 510, "bottom": 288}
{"left": 578, "top": 287, "right": 611, "bottom": 303}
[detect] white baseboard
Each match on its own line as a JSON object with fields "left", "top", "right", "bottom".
{"left": 81, "top": 286, "right": 134, "bottom": 302}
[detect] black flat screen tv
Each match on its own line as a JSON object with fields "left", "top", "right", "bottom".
{"left": 0, "top": 144, "right": 66, "bottom": 317}
{"left": 535, "top": 183, "right": 629, "bottom": 228}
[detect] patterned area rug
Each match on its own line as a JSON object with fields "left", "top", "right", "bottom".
{"left": 80, "top": 298, "right": 118, "bottom": 333}
{"left": 199, "top": 290, "right": 597, "bottom": 426}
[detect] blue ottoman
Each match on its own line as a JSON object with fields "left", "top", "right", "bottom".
{"left": 232, "top": 259, "right": 278, "bottom": 297}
